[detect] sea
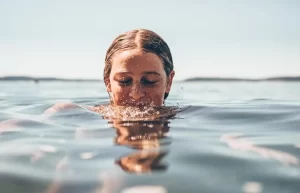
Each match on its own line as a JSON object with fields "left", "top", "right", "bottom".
{"left": 0, "top": 81, "right": 300, "bottom": 193}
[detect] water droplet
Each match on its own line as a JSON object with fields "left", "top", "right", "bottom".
{"left": 80, "top": 152, "right": 94, "bottom": 159}
{"left": 39, "top": 145, "right": 57, "bottom": 153}
{"left": 121, "top": 186, "right": 167, "bottom": 193}
{"left": 242, "top": 181, "right": 263, "bottom": 193}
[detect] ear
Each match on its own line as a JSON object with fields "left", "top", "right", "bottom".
{"left": 165, "top": 70, "right": 175, "bottom": 93}
{"left": 105, "top": 78, "right": 111, "bottom": 92}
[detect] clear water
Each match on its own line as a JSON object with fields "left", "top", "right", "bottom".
{"left": 1, "top": 81, "right": 300, "bottom": 193}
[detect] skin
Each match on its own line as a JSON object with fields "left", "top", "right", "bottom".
{"left": 106, "top": 50, "right": 175, "bottom": 107}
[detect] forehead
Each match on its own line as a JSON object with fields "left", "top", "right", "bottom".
{"left": 111, "top": 50, "right": 164, "bottom": 73}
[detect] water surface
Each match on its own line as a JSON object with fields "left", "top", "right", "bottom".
{"left": 0, "top": 81, "right": 300, "bottom": 193}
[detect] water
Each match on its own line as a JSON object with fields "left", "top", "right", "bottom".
{"left": 0, "top": 81, "right": 300, "bottom": 193}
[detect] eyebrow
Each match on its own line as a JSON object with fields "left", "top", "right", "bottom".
{"left": 142, "top": 71, "right": 161, "bottom": 76}
{"left": 115, "top": 71, "right": 161, "bottom": 76}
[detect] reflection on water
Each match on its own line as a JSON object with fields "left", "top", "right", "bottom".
{"left": 43, "top": 119, "right": 174, "bottom": 193}
{"left": 0, "top": 115, "right": 175, "bottom": 193}
{"left": 112, "top": 120, "right": 171, "bottom": 173}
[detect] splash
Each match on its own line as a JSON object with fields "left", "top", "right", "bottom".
{"left": 95, "top": 104, "right": 185, "bottom": 121}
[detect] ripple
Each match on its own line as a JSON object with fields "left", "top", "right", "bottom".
{"left": 1, "top": 82, "right": 300, "bottom": 193}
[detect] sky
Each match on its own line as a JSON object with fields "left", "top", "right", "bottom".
{"left": 0, "top": 0, "right": 299, "bottom": 80}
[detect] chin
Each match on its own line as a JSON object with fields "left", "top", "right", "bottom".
{"left": 116, "top": 100, "right": 161, "bottom": 107}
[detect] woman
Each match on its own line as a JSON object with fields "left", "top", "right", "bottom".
{"left": 44, "top": 28, "right": 177, "bottom": 120}
{"left": 102, "top": 28, "right": 175, "bottom": 107}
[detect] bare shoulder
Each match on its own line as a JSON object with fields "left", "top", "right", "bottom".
{"left": 0, "top": 119, "right": 22, "bottom": 132}
{"left": 44, "top": 102, "right": 76, "bottom": 114}
{"left": 43, "top": 102, "right": 101, "bottom": 116}
{"left": 87, "top": 104, "right": 104, "bottom": 113}
{"left": 0, "top": 103, "right": 99, "bottom": 131}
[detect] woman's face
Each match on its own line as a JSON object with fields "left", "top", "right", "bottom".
{"left": 106, "top": 50, "right": 174, "bottom": 106}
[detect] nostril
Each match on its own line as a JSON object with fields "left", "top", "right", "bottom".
{"left": 129, "top": 89, "right": 145, "bottom": 99}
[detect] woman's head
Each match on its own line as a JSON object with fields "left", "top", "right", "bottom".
{"left": 104, "top": 29, "right": 175, "bottom": 107}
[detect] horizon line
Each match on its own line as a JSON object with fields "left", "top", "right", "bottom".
{"left": 1, "top": 75, "right": 300, "bottom": 82}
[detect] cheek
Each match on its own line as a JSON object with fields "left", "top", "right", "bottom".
{"left": 145, "top": 87, "right": 165, "bottom": 96}
{"left": 144, "top": 87, "right": 166, "bottom": 103}
{"left": 110, "top": 84, "right": 130, "bottom": 100}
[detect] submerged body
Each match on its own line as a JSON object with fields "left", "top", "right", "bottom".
{"left": 44, "top": 101, "right": 184, "bottom": 121}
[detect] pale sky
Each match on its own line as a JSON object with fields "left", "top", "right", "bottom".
{"left": 1, "top": 0, "right": 299, "bottom": 80}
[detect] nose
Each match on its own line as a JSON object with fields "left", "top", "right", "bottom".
{"left": 129, "top": 83, "right": 145, "bottom": 100}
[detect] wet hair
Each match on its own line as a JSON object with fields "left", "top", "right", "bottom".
{"left": 104, "top": 29, "right": 174, "bottom": 99}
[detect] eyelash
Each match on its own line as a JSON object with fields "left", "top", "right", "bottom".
{"left": 119, "top": 79, "right": 132, "bottom": 86}
{"left": 142, "top": 79, "right": 157, "bottom": 85}
{"left": 118, "top": 79, "right": 158, "bottom": 86}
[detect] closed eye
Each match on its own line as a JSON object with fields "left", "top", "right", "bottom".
{"left": 141, "top": 78, "right": 158, "bottom": 86}
{"left": 118, "top": 79, "right": 132, "bottom": 85}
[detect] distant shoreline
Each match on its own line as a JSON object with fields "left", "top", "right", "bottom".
{"left": 0, "top": 76, "right": 100, "bottom": 82}
{"left": 1, "top": 76, "right": 300, "bottom": 82}
{"left": 184, "top": 76, "right": 300, "bottom": 82}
